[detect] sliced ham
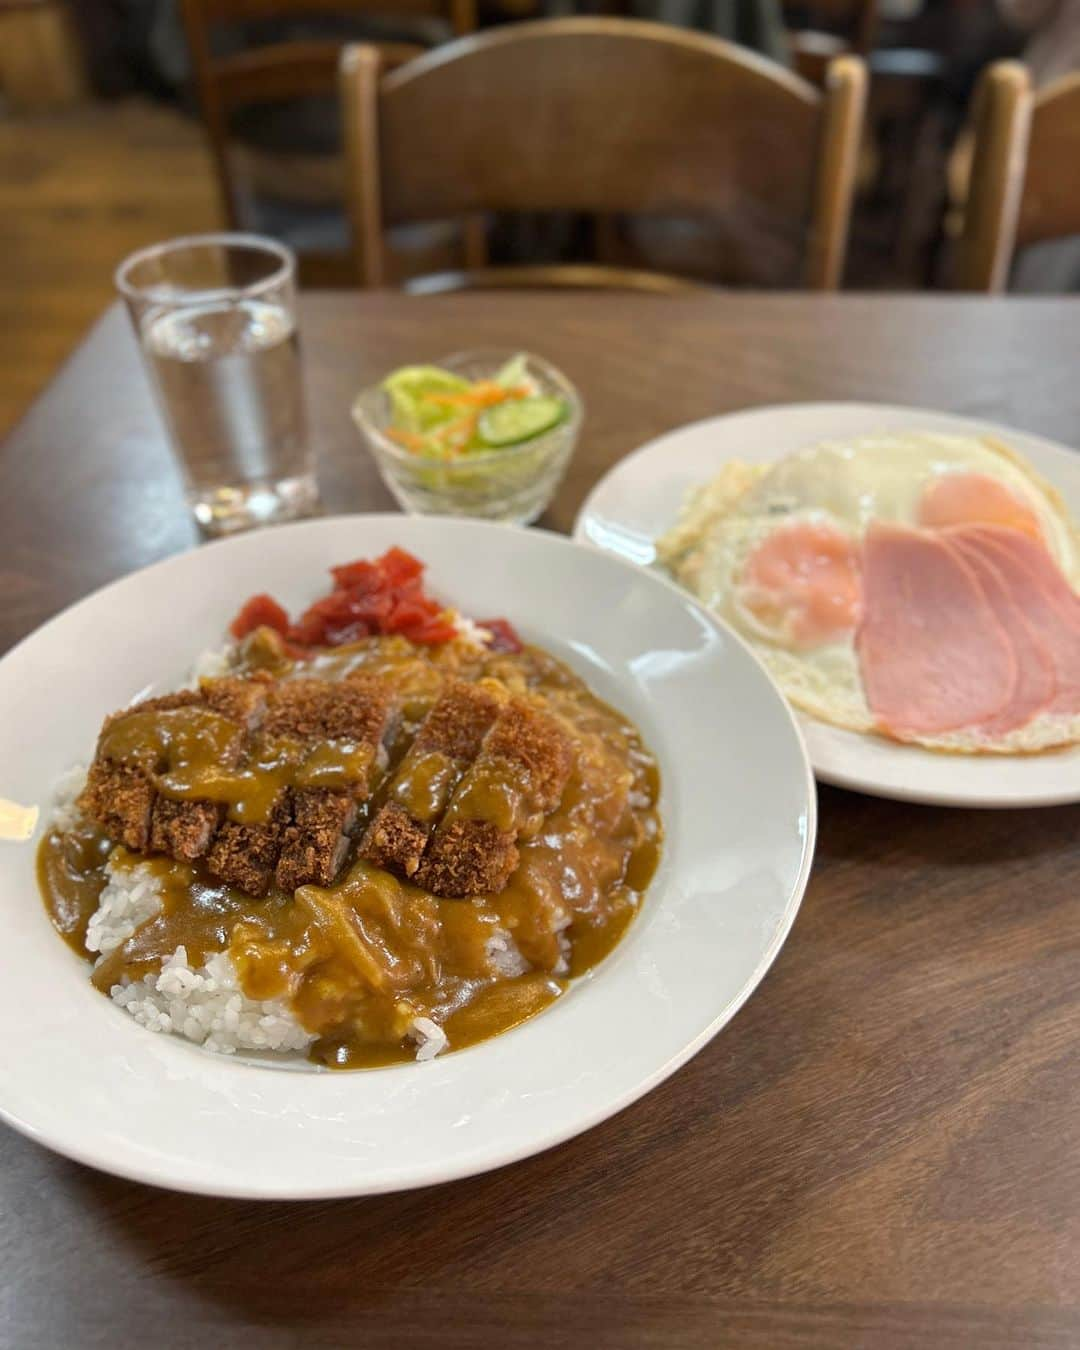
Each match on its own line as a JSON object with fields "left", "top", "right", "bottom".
{"left": 856, "top": 523, "right": 1017, "bottom": 736}
{"left": 948, "top": 536, "right": 1056, "bottom": 734}
{"left": 949, "top": 524, "right": 1080, "bottom": 716}
{"left": 918, "top": 472, "right": 1043, "bottom": 542}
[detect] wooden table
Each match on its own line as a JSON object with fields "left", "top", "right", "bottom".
{"left": 2, "top": 293, "right": 1079, "bottom": 1349}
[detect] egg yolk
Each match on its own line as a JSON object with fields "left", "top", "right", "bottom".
{"left": 917, "top": 472, "right": 1043, "bottom": 540}
{"left": 739, "top": 521, "right": 863, "bottom": 648}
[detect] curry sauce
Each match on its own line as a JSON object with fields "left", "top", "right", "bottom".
{"left": 38, "top": 634, "right": 661, "bottom": 1069}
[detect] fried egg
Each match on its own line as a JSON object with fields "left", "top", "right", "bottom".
{"left": 656, "top": 433, "right": 1080, "bottom": 754}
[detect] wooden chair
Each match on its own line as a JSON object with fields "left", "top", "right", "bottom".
{"left": 783, "top": 0, "right": 877, "bottom": 87}
{"left": 957, "top": 61, "right": 1080, "bottom": 293}
{"left": 181, "top": 0, "right": 475, "bottom": 283}
{"left": 340, "top": 17, "right": 867, "bottom": 291}
{"left": 0, "top": 0, "right": 85, "bottom": 110}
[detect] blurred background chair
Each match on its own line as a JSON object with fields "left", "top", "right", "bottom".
{"left": 181, "top": 0, "right": 475, "bottom": 283}
{"left": 782, "top": 0, "right": 877, "bottom": 85}
{"left": 0, "top": 0, "right": 86, "bottom": 110}
{"left": 957, "top": 61, "right": 1080, "bottom": 290}
{"left": 340, "top": 17, "right": 866, "bottom": 291}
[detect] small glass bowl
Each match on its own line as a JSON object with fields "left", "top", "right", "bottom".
{"left": 352, "top": 349, "right": 583, "bottom": 524}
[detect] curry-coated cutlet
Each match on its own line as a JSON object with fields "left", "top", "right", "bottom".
{"left": 82, "top": 680, "right": 273, "bottom": 875}
{"left": 79, "top": 670, "right": 576, "bottom": 902}
{"left": 416, "top": 698, "right": 574, "bottom": 898}
{"left": 409, "top": 680, "right": 508, "bottom": 764}
{"left": 200, "top": 672, "right": 273, "bottom": 728}
{"left": 206, "top": 798, "right": 291, "bottom": 897}
{"left": 80, "top": 690, "right": 208, "bottom": 851}
{"left": 360, "top": 680, "right": 504, "bottom": 880}
{"left": 275, "top": 790, "right": 358, "bottom": 891}
{"left": 79, "top": 761, "right": 157, "bottom": 852}
{"left": 262, "top": 675, "right": 395, "bottom": 892}
{"left": 359, "top": 802, "right": 429, "bottom": 881}
{"left": 416, "top": 817, "right": 520, "bottom": 898}
{"left": 260, "top": 675, "right": 393, "bottom": 748}
{"left": 81, "top": 673, "right": 398, "bottom": 896}
{"left": 148, "top": 677, "right": 271, "bottom": 860}
{"left": 483, "top": 698, "right": 575, "bottom": 817}
{"left": 149, "top": 797, "right": 221, "bottom": 860}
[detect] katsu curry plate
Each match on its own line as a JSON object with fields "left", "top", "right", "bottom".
{"left": 0, "top": 516, "right": 814, "bottom": 1197}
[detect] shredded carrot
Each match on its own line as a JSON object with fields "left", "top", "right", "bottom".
{"left": 421, "top": 382, "right": 512, "bottom": 410}
{"left": 440, "top": 411, "right": 479, "bottom": 452}
{"left": 386, "top": 427, "right": 425, "bottom": 453}
{"left": 421, "top": 392, "right": 481, "bottom": 409}
{"left": 470, "top": 381, "right": 510, "bottom": 403}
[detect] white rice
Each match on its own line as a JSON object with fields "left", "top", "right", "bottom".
{"left": 113, "top": 947, "right": 316, "bottom": 1056}
{"left": 409, "top": 1017, "right": 448, "bottom": 1062}
{"left": 84, "top": 859, "right": 166, "bottom": 959}
{"left": 48, "top": 762, "right": 90, "bottom": 834}
{"left": 486, "top": 929, "right": 530, "bottom": 978}
{"left": 452, "top": 614, "right": 494, "bottom": 649}
{"left": 82, "top": 854, "right": 317, "bottom": 1057}
{"left": 188, "top": 645, "right": 237, "bottom": 683}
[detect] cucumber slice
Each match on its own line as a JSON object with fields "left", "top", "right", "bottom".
{"left": 477, "top": 396, "right": 565, "bottom": 448}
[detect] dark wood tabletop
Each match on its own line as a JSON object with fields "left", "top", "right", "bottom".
{"left": 2, "top": 292, "right": 1079, "bottom": 1350}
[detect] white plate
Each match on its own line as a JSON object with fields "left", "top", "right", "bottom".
{"left": 0, "top": 515, "right": 814, "bottom": 1198}
{"left": 574, "top": 402, "right": 1080, "bottom": 809}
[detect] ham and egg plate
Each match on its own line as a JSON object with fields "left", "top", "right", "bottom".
{"left": 657, "top": 433, "right": 1080, "bottom": 753}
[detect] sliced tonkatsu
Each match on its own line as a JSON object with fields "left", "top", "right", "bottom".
{"left": 275, "top": 790, "right": 357, "bottom": 892}
{"left": 78, "top": 670, "right": 575, "bottom": 902}
{"left": 79, "top": 673, "right": 397, "bottom": 897}
{"left": 262, "top": 675, "right": 395, "bottom": 893}
{"left": 81, "top": 689, "right": 217, "bottom": 853}
{"left": 415, "top": 698, "right": 574, "bottom": 898}
{"left": 150, "top": 677, "right": 272, "bottom": 860}
{"left": 359, "top": 679, "right": 505, "bottom": 880}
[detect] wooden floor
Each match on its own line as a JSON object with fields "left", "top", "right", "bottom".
{"left": 0, "top": 98, "right": 221, "bottom": 437}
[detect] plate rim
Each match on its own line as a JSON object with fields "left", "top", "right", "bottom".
{"left": 572, "top": 400, "right": 1080, "bottom": 810}
{"left": 575, "top": 399, "right": 1080, "bottom": 536}
{"left": 0, "top": 513, "right": 817, "bottom": 1198}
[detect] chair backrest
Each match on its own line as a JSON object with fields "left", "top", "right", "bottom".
{"left": 340, "top": 18, "right": 866, "bottom": 290}
{"left": 182, "top": 0, "right": 475, "bottom": 230}
{"left": 783, "top": 0, "right": 878, "bottom": 88}
{"left": 958, "top": 61, "right": 1080, "bottom": 292}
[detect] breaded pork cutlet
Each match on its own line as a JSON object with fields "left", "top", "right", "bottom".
{"left": 201, "top": 672, "right": 274, "bottom": 728}
{"left": 80, "top": 690, "right": 209, "bottom": 851}
{"left": 149, "top": 797, "right": 222, "bottom": 861}
{"left": 360, "top": 680, "right": 505, "bottom": 881}
{"left": 274, "top": 791, "right": 357, "bottom": 891}
{"left": 261, "top": 675, "right": 396, "bottom": 892}
{"left": 149, "top": 676, "right": 273, "bottom": 860}
{"left": 206, "top": 797, "right": 291, "bottom": 897}
{"left": 416, "top": 698, "right": 574, "bottom": 898}
{"left": 81, "top": 672, "right": 398, "bottom": 897}
{"left": 79, "top": 762, "right": 156, "bottom": 852}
